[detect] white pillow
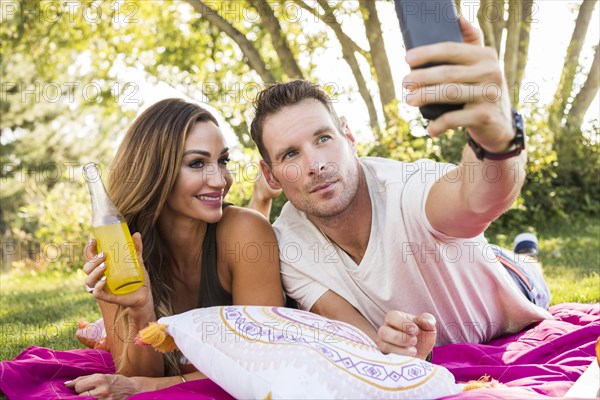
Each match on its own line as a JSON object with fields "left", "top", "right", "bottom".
{"left": 152, "top": 306, "right": 462, "bottom": 399}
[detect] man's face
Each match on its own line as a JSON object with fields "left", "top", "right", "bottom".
{"left": 260, "top": 99, "right": 360, "bottom": 218}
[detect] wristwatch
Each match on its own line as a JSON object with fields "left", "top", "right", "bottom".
{"left": 467, "top": 108, "right": 525, "bottom": 161}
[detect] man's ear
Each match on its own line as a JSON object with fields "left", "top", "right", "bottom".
{"left": 339, "top": 117, "right": 357, "bottom": 151}
{"left": 260, "top": 160, "right": 282, "bottom": 190}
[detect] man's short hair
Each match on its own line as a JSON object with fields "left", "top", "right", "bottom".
{"left": 250, "top": 80, "right": 343, "bottom": 166}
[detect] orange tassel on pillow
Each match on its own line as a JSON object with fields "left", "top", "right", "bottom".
{"left": 463, "top": 375, "right": 506, "bottom": 391}
{"left": 136, "top": 322, "right": 177, "bottom": 352}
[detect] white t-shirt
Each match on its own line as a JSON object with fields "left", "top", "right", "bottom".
{"left": 274, "top": 157, "right": 552, "bottom": 345}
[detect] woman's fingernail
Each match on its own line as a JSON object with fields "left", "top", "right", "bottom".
{"left": 98, "top": 252, "right": 105, "bottom": 259}
{"left": 100, "top": 276, "right": 107, "bottom": 282}
{"left": 98, "top": 262, "right": 106, "bottom": 270}
{"left": 64, "top": 380, "right": 72, "bottom": 385}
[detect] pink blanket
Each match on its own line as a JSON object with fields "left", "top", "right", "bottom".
{"left": 1, "top": 303, "right": 597, "bottom": 399}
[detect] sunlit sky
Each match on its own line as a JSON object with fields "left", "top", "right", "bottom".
{"left": 134, "top": 0, "right": 599, "bottom": 146}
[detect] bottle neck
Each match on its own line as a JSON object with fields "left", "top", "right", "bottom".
{"left": 84, "top": 163, "right": 122, "bottom": 227}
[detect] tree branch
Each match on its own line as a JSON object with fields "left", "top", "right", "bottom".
{"left": 550, "top": 0, "right": 597, "bottom": 130}
{"left": 248, "top": 0, "right": 303, "bottom": 79}
{"left": 185, "top": 0, "right": 276, "bottom": 83}
{"left": 311, "top": 0, "right": 369, "bottom": 57}
{"left": 358, "top": 0, "right": 396, "bottom": 126}
{"left": 503, "top": 0, "right": 521, "bottom": 104}
{"left": 477, "top": 0, "right": 497, "bottom": 50}
{"left": 514, "top": 0, "right": 534, "bottom": 100}
{"left": 293, "top": 0, "right": 380, "bottom": 131}
{"left": 566, "top": 44, "right": 600, "bottom": 131}
{"left": 491, "top": 0, "right": 506, "bottom": 55}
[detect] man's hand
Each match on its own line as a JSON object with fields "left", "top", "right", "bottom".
{"left": 403, "top": 17, "right": 514, "bottom": 153}
{"left": 248, "top": 168, "right": 282, "bottom": 219}
{"left": 377, "top": 311, "right": 436, "bottom": 360}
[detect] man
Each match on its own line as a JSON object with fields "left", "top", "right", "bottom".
{"left": 250, "top": 18, "right": 551, "bottom": 359}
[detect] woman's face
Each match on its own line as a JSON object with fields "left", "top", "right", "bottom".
{"left": 163, "top": 121, "right": 233, "bottom": 224}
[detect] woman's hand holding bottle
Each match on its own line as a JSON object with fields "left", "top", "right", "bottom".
{"left": 83, "top": 232, "right": 153, "bottom": 315}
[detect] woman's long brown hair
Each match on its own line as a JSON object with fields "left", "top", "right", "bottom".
{"left": 107, "top": 98, "right": 218, "bottom": 376}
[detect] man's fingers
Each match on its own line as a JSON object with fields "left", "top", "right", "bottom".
{"left": 405, "top": 41, "right": 485, "bottom": 69}
{"left": 403, "top": 63, "right": 489, "bottom": 87}
{"left": 458, "top": 16, "right": 482, "bottom": 46}
{"left": 384, "top": 310, "right": 419, "bottom": 335}
{"left": 405, "top": 81, "right": 505, "bottom": 109}
{"left": 415, "top": 313, "right": 437, "bottom": 332}
{"left": 378, "top": 324, "right": 417, "bottom": 347}
{"left": 377, "top": 338, "right": 418, "bottom": 357}
{"left": 427, "top": 105, "right": 512, "bottom": 139}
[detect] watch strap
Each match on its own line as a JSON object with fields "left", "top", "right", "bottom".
{"left": 467, "top": 109, "right": 525, "bottom": 161}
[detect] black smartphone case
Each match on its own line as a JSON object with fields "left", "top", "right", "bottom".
{"left": 394, "top": 0, "right": 464, "bottom": 120}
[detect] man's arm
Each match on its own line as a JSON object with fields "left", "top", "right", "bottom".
{"left": 311, "top": 290, "right": 436, "bottom": 359}
{"left": 426, "top": 147, "right": 526, "bottom": 238}
{"left": 403, "top": 18, "right": 526, "bottom": 238}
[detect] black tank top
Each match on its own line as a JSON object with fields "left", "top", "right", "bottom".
{"left": 198, "top": 202, "right": 233, "bottom": 307}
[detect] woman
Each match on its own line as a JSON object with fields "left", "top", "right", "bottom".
{"left": 65, "top": 98, "right": 284, "bottom": 398}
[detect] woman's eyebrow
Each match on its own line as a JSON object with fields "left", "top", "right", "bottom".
{"left": 183, "top": 148, "right": 229, "bottom": 157}
{"left": 183, "top": 149, "right": 210, "bottom": 157}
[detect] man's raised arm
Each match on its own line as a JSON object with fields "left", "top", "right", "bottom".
{"left": 402, "top": 18, "right": 526, "bottom": 238}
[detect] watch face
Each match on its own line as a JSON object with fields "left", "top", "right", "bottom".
{"left": 513, "top": 111, "right": 526, "bottom": 149}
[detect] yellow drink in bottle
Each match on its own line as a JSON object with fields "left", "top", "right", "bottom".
{"left": 93, "top": 222, "right": 144, "bottom": 295}
{"left": 84, "top": 162, "right": 144, "bottom": 295}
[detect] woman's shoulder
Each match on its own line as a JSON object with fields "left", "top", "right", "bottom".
{"left": 217, "top": 205, "right": 274, "bottom": 238}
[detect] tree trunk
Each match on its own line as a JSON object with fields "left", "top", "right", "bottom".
{"left": 491, "top": 0, "right": 506, "bottom": 56}
{"left": 478, "top": 0, "right": 497, "bottom": 51}
{"left": 248, "top": 0, "right": 304, "bottom": 79}
{"left": 550, "top": 0, "right": 596, "bottom": 132}
{"left": 358, "top": 0, "right": 396, "bottom": 127}
{"left": 293, "top": 0, "right": 380, "bottom": 131}
{"left": 503, "top": 0, "right": 521, "bottom": 106}
{"left": 186, "top": 0, "right": 277, "bottom": 83}
{"left": 514, "top": 0, "right": 534, "bottom": 102}
{"left": 565, "top": 44, "right": 600, "bottom": 131}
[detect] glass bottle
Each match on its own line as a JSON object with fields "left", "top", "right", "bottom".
{"left": 83, "top": 163, "right": 144, "bottom": 295}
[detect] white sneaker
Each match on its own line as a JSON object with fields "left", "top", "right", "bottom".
{"left": 514, "top": 232, "right": 539, "bottom": 257}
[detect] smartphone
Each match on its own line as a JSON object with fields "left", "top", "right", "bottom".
{"left": 394, "top": 0, "right": 464, "bottom": 120}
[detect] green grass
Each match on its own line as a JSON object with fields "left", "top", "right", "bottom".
{"left": 0, "top": 269, "right": 101, "bottom": 361}
{"left": 488, "top": 216, "right": 600, "bottom": 304}
{"left": 1, "top": 217, "right": 598, "bottom": 362}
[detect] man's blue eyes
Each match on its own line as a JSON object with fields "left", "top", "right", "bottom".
{"left": 283, "top": 151, "right": 298, "bottom": 160}
{"left": 282, "top": 136, "right": 331, "bottom": 160}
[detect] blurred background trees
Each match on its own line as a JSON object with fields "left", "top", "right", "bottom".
{"left": 1, "top": 0, "right": 598, "bottom": 271}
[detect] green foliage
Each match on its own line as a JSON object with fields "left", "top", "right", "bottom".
{"left": 488, "top": 108, "right": 599, "bottom": 233}
{"left": 225, "top": 147, "right": 263, "bottom": 208}
{"left": 361, "top": 101, "right": 466, "bottom": 164}
{"left": 16, "top": 181, "right": 91, "bottom": 272}
{"left": 224, "top": 147, "right": 288, "bottom": 222}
